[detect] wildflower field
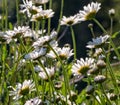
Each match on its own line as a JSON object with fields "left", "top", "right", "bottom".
{"left": 0, "top": 0, "right": 120, "bottom": 105}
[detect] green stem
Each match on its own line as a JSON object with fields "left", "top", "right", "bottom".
{"left": 93, "top": 18, "right": 120, "bottom": 60}
{"left": 70, "top": 26, "right": 76, "bottom": 60}
{"left": 47, "top": 43, "right": 70, "bottom": 105}
{"left": 92, "top": 18, "right": 107, "bottom": 34}
{"left": 100, "top": 84, "right": 112, "bottom": 105}
{"left": 90, "top": 26, "right": 95, "bottom": 38}
{"left": 102, "top": 48, "right": 119, "bottom": 93}
{"left": 48, "top": 0, "right": 52, "bottom": 35}
{"left": 91, "top": 94, "right": 101, "bottom": 105}
{"left": 5, "top": 0, "right": 8, "bottom": 30}
{"left": 110, "top": 17, "right": 113, "bottom": 36}
{"left": 16, "top": 0, "right": 20, "bottom": 25}
{"left": 38, "top": 60, "right": 56, "bottom": 105}
{"left": 109, "top": 37, "right": 120, "bottom": 60}
{"left": 57, "top": 0, "right": 64, "bottom": 33}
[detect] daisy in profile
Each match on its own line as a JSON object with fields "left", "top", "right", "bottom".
{"left": 24, "top": 97, "right": 43, "bottom": 105}
{"left": 6, "top": 26, "right": 29, "bottom": 39}
{"left": 31, "top": 9, "right": 54, "bottom": 21}
{"left": 38, "top": 67, "right": 55, "bottom": 80}
{"left": 78, "top": 2, "right": 101, "bottom": 21}
{"left": 60, "top": 15, "right": 80, "bottom": 26}
{"left": 46, "top": 44, "right": 73, "bottom": 60}
{"left": 32, "top": 31, "right": 57, "bottom": 49}
{"left": 0, "top": 32, "right": 12, "bottom": 43}
{"left": 72, "top": 57, "right": 94, "bottom": 75}
{"left": 25, "top": 47, "right": 47, "bottom": 60}
{"left": 86, "top": 35, "right": 110, "bottom": 49}
{"left": 9, "top": 80, "right": 35, "bottom": 100}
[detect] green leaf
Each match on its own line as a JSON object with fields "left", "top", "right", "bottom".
{"left": 9, "top": 22, "right": 13, "bottom": 30}
{"left": 111, "top": 31, "right": 120, "bottom": 39}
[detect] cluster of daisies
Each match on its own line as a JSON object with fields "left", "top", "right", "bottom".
{"left": 0, "top": 0, "right": 118, "bottom": 104}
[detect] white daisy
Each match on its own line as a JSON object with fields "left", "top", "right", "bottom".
{"left": 109, "top": 8, "right": 115, "bottom": 17}
{"left": 6, "top": 26, "right": 29, "bottom": 39}
{"left": 25, "top": 47, "right": 47, "bottom": 60}
{"left": 31, "top": 9, "right": 54, "bottom": 21}
{"left": 38, "top": 67, "right": 55, "bottom": 80}
{"left": 78, "top": 2, "right": 101, "bottom": 21}
{"left": 9, "top": 80, "right": 35, "bottom": 100}
{"left": 72, "top": 57, "right": 94, "bottom": 75}
{"left": 0, "top": 32, "right": 12, "bottom": 43}
{"left": 60, "top": 15, "right": 80, "bottom": 26}
{"left": 86, "top": 35, "right": 110, "bottom": 48}
{"left": 46, "top": 45, "right": 73, "bottom": 59}
{"left": 32, "top": 31, "right": 57, "bottom": 48}
{"left": 24, "top": 97, "right": 43, "bottom": 105}
{"left": 20, "top": 0, "right": 33, "bottom": 16}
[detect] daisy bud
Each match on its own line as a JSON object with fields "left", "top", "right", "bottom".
{"left": 97, "top": 59, "right": 106, "bottom": 69}
{"left": 86, "top": 85, "right": 94, "bottom": 94}
{"left": 108, "top": 93, "right": 117, "bottom": 101}
{"left": 88, "top": 66, "right": 99, "bottom": 75}
{"left": 94, "top": 75, "right": 106, "bottom": 83}
{"left": 109, "top": 9, "right": 115, "bottom": 17}
{"left": 54, "top": 81, "right": 62, "bottom": 89}
{"left": 88, "top": 23, "right": 93, "bottom": 28}
{"left": 67, "top": 91, "right": 77, "bottom": 101}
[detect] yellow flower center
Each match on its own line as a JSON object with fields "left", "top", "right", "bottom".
{"left": 85, "top": 11, "right": 96, "bottom": 20}
{"left": 67, "top": 20, "right": 74, "bottom": 25}
{"left": 18, "top": 86, "right": 29, "bottom": 95}
{"left": 78, "top": 65, "right": 90, "bottom": 74}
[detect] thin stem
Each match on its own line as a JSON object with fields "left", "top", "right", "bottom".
{"left": 70, "top": 26, "right": 76, "bottom": 60}
{"left": 5, "top": 0, "right": 8, "bottom": 30}
{"left": 57, "top": 26, "right": 68, "bottom": 42}
{"left": 93, "top": 18, "right": 120, "bottom": 60}
{"left": 16, "top": 0, "right": 20, "bottom": 25}
{"left": 91, "top": 94, "right": 101, "bottom": 105}
{"left": 38, "top": 60, "right": 56, "bottom": 105}
{"left": 92, "top": 18, "right": 107, "bottom": 34}
{"left": 48, "top": 0, "right": 52, "bottom": 35}
{"left": 100, "top": 84, "right": 112, "bottom": 105}
{"left": 110, "top": 17, "right": 113, "bottom": 35}
{"left": 109, "top": 37, "right": 120, "bottom": 60}
{"left": 57, "top": 0, "right": 64, "bottom": 33}
{"left": 102, "top": 48, "right": 119, "bottom": 93}
{"left": 90, "top": 26, "right": 95, "bottom": 38}
{"left": 47, "top": 43, "right": 69, "bottom": 105}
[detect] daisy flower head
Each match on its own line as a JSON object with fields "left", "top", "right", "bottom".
{"left": 57, "top": 45, "right": 74, "bottom": 60}
{"left": 32, "top": 0, "right": 49, "bottom": 5}
{"left": 109, "top": 8, "right": 115, "bottom": 17}
{"left": 32, "top": 31, "right": 57, "bottom": 49}
{"left": 38, "top": 67, "right": 55, "bottom": 80}
{"left": 24, "top": 97, "right": 43, "bottom": 105}
{"left": 6, "top": 26, "right": 30, "bottom": 39}
{"left": 9, "top": 80, "right": 35, "bottom": 100}
{"left": 13, "top": 26, "right": 29, "bottom": 36}
{"left": 20, "top": 0, "right": 33, "bottom": 15}
{"left": 31, "top": 9, "right": 54, "bottom": 21}
{"left": 46, "top": 44, "right": 73, "bottom": 60}
{"left": 0, "top": 32, "right": 12, "bottom": 43}
{"left": 60, "top": 15, "right": 80, "bottom": 26}
{"left": 78, "top": 2, "right": 101, "bottom": 21}
{"left": 72, "top": 57, "right": 95, "bottom": 75}
{"left": 25, "top": 47, "right": 47, "bottom": 60}
{"left": 86, "top": 35, "right": 110, "bottom": 49}
{"left": 20, "top": 0, "right": 42, "bottom": 17}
